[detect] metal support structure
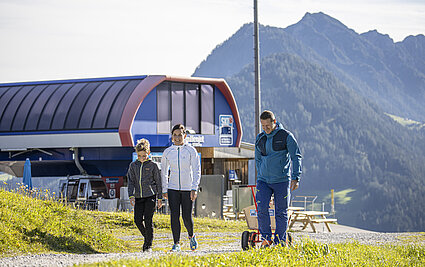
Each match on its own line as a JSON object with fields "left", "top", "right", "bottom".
{"left": 71, "top": 147, "right": 88, "bottom": 176}
{"left": 254, "top": 0, "right": 261, "bottom": 136}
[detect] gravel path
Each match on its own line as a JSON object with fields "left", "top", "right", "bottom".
{"left": 1, "top": 231, "right": 423, "bottom": 267}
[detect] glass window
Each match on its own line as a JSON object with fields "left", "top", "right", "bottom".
{"left": 67, "top": 181, "right": 78, "bottom": 200}
{"left": 157, "top": 83, "right": 171, "bottom": 134}
{"left": 171, "top": 83, "right": 184, "bottom": 127}
{"left": 201, "top": 85, "right": 214, "bottom": 134}
{"left": 78, "top": 182, "right": 87, "bottom": 198}
{"left": 156, "top": 82, "right": 214, "bottom": 135}
{"left": 90, "top": 181, "right": 107, "bottom": 199}
{"left": 185, "top": 84, "right": 199, "bottom": 133}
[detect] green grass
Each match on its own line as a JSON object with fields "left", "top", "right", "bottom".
{"left": 3, "top": 186, "right": 425, "bottom": 266}
{"left": 0, "top": 187, "right": 129, "bottom": 256}
{"left": 82, "top": 239, "right": 425, "bottom": 266}
{"left": 0, "top": 186, "right": 246, "bottom": 257}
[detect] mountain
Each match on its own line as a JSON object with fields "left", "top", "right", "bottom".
{"left": 230, "top": 53, "right": 425, "bottom": 232}
{"left": 193, "top": 12, "right": 425, "bottom": 123}
{"left": 193, "top": 13, "right": 425, "bottom": 232}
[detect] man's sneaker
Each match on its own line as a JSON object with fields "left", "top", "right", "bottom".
{"left": 170, "top": 243, "right": 181, "bottom": 252}
{"left": 260, "top": 239, "right": 273, "bottom": 248}
{"left": 189, "top": 235, "right": 198, "bottom": 251}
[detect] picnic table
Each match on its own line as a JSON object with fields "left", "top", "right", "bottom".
{"left": 288, "top": 210, "right": 337, "bottom": 233}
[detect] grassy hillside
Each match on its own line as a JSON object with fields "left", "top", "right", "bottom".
{"left": 0, "top": 187, "right": 246, "bottom": 257}
{"left": 0, "top": 187, "right": 129, "bottom": 256}
{"left": 1, "top": 187, "right": 425, "bottom": 266}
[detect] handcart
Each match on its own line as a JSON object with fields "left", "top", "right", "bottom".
{"left": 241, "top": 185, "right": 293, "bottom": 250}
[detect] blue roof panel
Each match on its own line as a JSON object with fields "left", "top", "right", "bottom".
{"left": 39, "top": 83, "right": 74, "bottom": 130}
{"left": 106, "top": 79, "right": 141, "bottom": 128}
{"left": 0, "top": 87, "right": 21, "bottom": 130}
{"left": 11, "top": 85, "right": 46, "bottom": 131}
{"left": 0, "top": 76, "right": 146, "bottom": 133}
{"left": 64, "top": 82, "right": 101, "bottom": 129}
{"left": 92, "top": 80, "right": 129, "bottom": 129}
{"left": 78, "top": 81, "right": 114, "bottom": 129}
{"left": 0, "top": 86, "right": 33, "bottom": 131}
{"left": 51, "top": 83, "right": 87, "bottom": 130}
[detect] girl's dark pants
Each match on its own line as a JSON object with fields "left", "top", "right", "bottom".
{"left": 134, "top": 196, "right": 156, "bottom": 248}
{"left": 168, "top": 189, "right": 194, "bottom": 244}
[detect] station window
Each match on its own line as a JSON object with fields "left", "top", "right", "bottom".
{"left": 157, "top": 82, "right": 214, "bottom": 134}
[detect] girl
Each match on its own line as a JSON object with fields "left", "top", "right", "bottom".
{"left": 161, "top": 124, "right": 201, "bottom": 252}
{"left": 127, "top": 138, "right": 162, "bottom": 252}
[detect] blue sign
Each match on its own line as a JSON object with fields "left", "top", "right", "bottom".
{"left": 219, "top": 114, "right": 233, "bottom": 146}
{"left": 229, "top": 169, "right": 238, "bottom": 181}
{"left": 249, "top": 209, "right": 275, "bottom": 217}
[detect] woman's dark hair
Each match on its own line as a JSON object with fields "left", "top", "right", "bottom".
{"left": 171, "top": 124, "right": 186, "bottom": 135}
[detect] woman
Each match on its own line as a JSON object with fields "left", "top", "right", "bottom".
{"left": 127, "top": 138, "right": 162, "bottom": 252}
{"left": 161, "top": 124, "right": 201, "bottom": 252}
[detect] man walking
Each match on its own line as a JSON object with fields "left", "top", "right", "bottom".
{"left": 255, "top": 110, "right": 302, "bottom": 247}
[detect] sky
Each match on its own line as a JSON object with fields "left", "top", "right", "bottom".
{"left": 0, "top": 0, "right": 424, "bottom": 83}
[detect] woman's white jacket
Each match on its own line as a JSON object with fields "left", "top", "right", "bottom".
{"left": 161, "top": 144, "right": 201, "bottom": 192}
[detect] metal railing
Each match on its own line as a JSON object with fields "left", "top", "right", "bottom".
{"left": 291, "top": 195, "right": 318, "bottom": 211}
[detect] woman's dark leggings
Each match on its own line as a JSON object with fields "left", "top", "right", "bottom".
{"left": 134, "top": 196, "right": 156, "bottom": 247}
{"left": 168, "top": 189, "right": 194, "bottom": 244}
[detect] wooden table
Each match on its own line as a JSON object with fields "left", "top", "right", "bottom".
{"left": 288, "top": 211, "right": 337, "bottom": 233}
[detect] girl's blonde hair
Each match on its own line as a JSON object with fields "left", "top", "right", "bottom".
{"left": 135, "top": 138, "right": 150, "bottom": 154}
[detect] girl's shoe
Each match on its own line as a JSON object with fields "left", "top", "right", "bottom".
{"left": 189, "top": 235, "right": 198, "bottom": 251}
{"left": 170, "top": 243, "right": 181, "bottom": 252}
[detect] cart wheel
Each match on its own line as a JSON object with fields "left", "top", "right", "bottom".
{"left": 249, "top": 232, "right": 257, "bottom": 248}
{"left": 287, "top": 232, "right": 293, "bottom": 246}
{"left": 241, "top": 231, "right": 250, "bottom": 250}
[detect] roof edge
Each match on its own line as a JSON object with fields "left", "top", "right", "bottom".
{"left": 0, "top": 75, "right": 148, "bottom": 87}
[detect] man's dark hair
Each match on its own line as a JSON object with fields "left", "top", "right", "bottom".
{"left": 260, "top": 110, "right": 275, "bottom": 121}
{"left": 171, "top": 124, "right": 186, "bottom": 134}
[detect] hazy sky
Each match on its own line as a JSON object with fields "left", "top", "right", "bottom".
{"left": 1, "top": 0, "right": 424, "bottom": 83}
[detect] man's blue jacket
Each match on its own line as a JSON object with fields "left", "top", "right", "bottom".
{"left": 255, "top": 122, "right": 302, "bottom": 184}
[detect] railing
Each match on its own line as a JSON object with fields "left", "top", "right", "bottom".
{"left": 291, "top": 195, "right": 318, "bottom": 211}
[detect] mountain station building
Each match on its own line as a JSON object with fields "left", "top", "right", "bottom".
{"left": 0, "top": 75, "right": 254, "bottom": 198}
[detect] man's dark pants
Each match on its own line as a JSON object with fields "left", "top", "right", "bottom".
{"left": 256, "top": 179, "right": 290, "bottom": 244}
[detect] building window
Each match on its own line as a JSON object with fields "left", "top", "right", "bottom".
{"left": 171, "top": 83, "right": 184, "bottom": 127}
{"left": 185, "top": 83, "right": 200, "bottom": 133}
{"left": 157, "top": 82, "right": 214, "bottom": 134}
{"left": 201, "top": 85, "right": 214, "bottom": 135}
{"left": 157, "top": 83, "right": 171, "bottom": 134}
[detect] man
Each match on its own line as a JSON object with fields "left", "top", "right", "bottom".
{"left": 255, "top": 110, "right": 302, "bottom": 247}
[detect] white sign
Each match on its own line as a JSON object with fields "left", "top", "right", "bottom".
{"left": 219, "top": 114, "right": 233, "bottom": 146}
{"left": 186, "top": 135, "right": 205, "bottom": 147}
